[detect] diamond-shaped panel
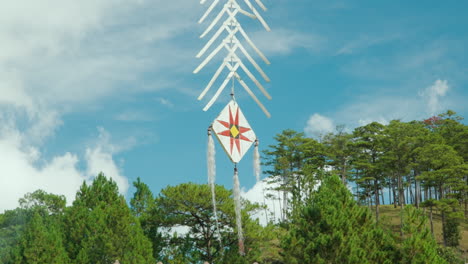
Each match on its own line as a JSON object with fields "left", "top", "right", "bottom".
{"left": 212, "top": 100, "right": 256, "bottom": 163}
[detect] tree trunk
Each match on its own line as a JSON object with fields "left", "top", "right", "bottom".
{"left": 398, "top": 174, "right": 405, "bottom": 206}
{"left": 380, "top": 187, "right": 385, "bottom": 206}
{"left": 398, "top": 174, "right": 404, "bottom": 238}
{"left": 406, "top": 183, "right": 410, "bottom": 205}
{"left": 277, "top": 190, "right": 282, "bottom": 222}
{"left": 465, "top": 176, "right": 468, "bottom": 219}
{"left": 282, "top": 190, "right": 287, "bottom": 221}
{"left": 442, "top": 210, "right": 447, "bottom": 247}
{"left": 415, "top": 179, "right": 420, "bottom": 208}
{"left": 465, "top": 197, "right": 467, "bottom": 220}
{"left": 392, "top": 179, "right": 398, "bottom": 208}
{"left": 388, "top": 182, "right": 392, "bottom": 207}
{"left": 374, "top": 179, "right": 380, "bottom": 222}
{"left": 341, "top": 164, "right": 347, "bottom": 184}
{"left": 409, "top": 182, "right": 414, "bottom": 205}
{"left": 439, "top": 185, "right": 447, "bottom": 247}
{"left": 429, "top": 205, "right": 434, "bottom": 237}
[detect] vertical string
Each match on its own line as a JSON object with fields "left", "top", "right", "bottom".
{"left": 207, "top": 127, "right": 223, "bottom": 248}
{"left": 229, "top": 1, "right": 235, "bottom": 100}
{"left": 253, "top": 139, "right": 261, "bottom": 182}
{"left": 233, "top": 164, "right": 245, "bottom": 255}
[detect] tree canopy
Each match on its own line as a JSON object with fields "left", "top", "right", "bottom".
{"left": 1, "top": 110, "right": 466, "bottom": 263}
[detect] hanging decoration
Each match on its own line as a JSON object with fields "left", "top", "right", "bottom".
{"left": 195, "top": 0, "right": 270, "bottom": 256}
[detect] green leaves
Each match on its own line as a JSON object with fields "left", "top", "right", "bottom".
{"left": 400, "top": 205, "right": 447, "bottom": 264}
{"left": 20, "top": 211, "right": 70, "bottom": 264}
{"left": 64, "top": 173, "right": 154, "bottom": 264}
{"left": 282, "top": 175, "right": 398, "bottom": 264}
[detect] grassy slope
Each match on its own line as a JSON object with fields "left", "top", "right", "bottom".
{"left": 378, "top": 205, "right": 467, "bottom": 259}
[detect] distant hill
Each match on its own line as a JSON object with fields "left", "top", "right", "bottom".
{"left": 378, "top": 205, "right": 468, "bottom": 260}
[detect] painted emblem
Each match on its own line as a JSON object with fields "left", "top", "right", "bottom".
{"left": 212, "top": 100, "right": 256, "bottom": 163}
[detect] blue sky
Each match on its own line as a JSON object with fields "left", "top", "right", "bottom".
{"left": 1, "top": 0, "right": 467, "bottom": 211}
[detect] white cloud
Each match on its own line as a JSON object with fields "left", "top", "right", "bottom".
{"left": 0, "top": 0, "right": 199, "bottom": 212}
{"left": 0, "top": 0, "right": 200, "bottom": 114}
{"left": 0, "top": 126, "right": 128, "bottom": 212}
{"left": 304, "top": 80, "right": 454, "bottom": 132}
{"left": 0, "top": 1, "right": 331, "bottom": 212}
{"left": 241, "top": 180, "right": 284, "bottom": 226}
{"left": 85, "top": 128, "right": 129, "bottom": 194}
{"left": 0, "top": 127, "right": 84, "bottom": 211}
{"left": 156, "top": 97, "right": 174, "bottom": 108}
{"left": 251, "top": 28, "right": 325, "bottom": 55}
{"left": 242, "top": 178, "right": 322, "bottom": 226}
{"left": 115, "top": 110, "right": 154, "bottom": 122}
{"left": 333, "top": 95, "right": 420, "bottom": 128}
{"left": 337, "top": 34, "right": 400, "bottom": 55}
{"left": 304, "top": 113, "right": 335, "bottom": 137}
{"left": 420, "top": 79, "right": 449, "bottom": 115}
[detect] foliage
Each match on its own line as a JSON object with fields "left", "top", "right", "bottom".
{"left": 1, "top": 109, "right": 466, "bottom": 263}
{"left": 64, "top": 173, "right": 154, "bottom": 264}
{"left": 154, "top": 182, "right": 264, "bottom": 264}
{"left": 130, "top": 177, "right": 165, "bottom": 260}
{"left": 18, "top": 211, "right": 70, "bottom": 264}
{"left": 400, "top": 205, "right": 447, "bottom": 263}
{"left": 282, "top": 175, "right": 399, "bottom": 264}
{"left": 262, "top": 129, "right": 324, "bottom": 220}
{"left": 19, "top": 189, "right": 66, "bottom": 215}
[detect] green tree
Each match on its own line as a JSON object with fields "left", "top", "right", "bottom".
{"left": 130, "top": 177, "right": 165, "bottom": 260}
{"left": 282, "top": 175, "right": 399, "bottom": 264}
{"left": 400, "top": 205, "right": 447, "bottom": 264}
{"left": 19, "top": 189, "right": 66, "bottom": 215}
{"left": 0, "top": 190, "right": 67, "bottom": 264}
{"left": 64, "top": 173, "right": 154, "bottom": 264}
{"left": 416, "top": 144, "right": 465, "bottom": 247}
{"left": 436, "top": 199, "right": 464, "bottom": 248}
{"left": 420, "top": 199, "right": 437, "bottom": 236}
{"left": 323, "top": 126, "right": 353, "bottom": 184}
{"left": 130, "top": 177, "right": 154, "bottom": 217}
{"left": 18, "top": 211, "right": 70, "bottom": 264}
{"left": 154, "top": 183, "right": 262, "bottom": 264}
{"left": 263, "top": 129, "right": 324, "bottom": 220}
{"left": 423, "top": 111, "right": 468, "bottom": 218}
{"left": 0, "top": 209, "right": 29, "bottom": 263}
{"left": 351, "top": 122, "right": 385, "bottom": 221}
{"left": 435, "top": 110, "right": 468, "bottom": 161}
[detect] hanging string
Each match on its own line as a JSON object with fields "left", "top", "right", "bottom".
{"left": 253, "top": 139, "right": 261, "bottom": 182}
{"left": 233, "top": 164, "right": 245, "bottom": 255}
{"left": 207, "top": 126, "right": 223, "bottom": 248}
{"left": 229, "top": 3, "right": 236, "bottom": 101}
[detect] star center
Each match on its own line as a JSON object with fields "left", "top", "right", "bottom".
{"left": 230, "top": 125, "right": 240, "bottom": 138}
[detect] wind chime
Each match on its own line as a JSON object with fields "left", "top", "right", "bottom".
{"left": 194, "top": 0, "right": 271, "bottom": 255}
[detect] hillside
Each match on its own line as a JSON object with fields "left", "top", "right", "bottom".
{"left": 378, "top": 205, "right": 468, "bottom": 260}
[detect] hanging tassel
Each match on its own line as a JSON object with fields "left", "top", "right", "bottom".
{"left": 233, "top": 165, "right": 245, "bottom": 255}
{"left": 207, "top": 126, "right": 222, "bottom": 246}
{"left": 253, "top": 139, "right": 261, "bottom": 182}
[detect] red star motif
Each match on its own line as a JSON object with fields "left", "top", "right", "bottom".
{"left": 217, "top": 106, "right": 252, "bottom": 155}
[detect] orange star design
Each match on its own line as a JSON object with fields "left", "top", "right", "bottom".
{"left": 216, "top": 106, "right": 252, "bottom": 155}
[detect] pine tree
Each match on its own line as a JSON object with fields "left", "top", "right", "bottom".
{"left": 282, "top": 175, "right": 399, "bottom": 264}
{"left": 0, "top": 209, "right": 29, "bottom": 264}
{"left": 323, "top": 126, "right": 353, "bottom": 184}
{"left": 351, "top": 122, "right": 385, "bottom": 221}
{"left": 130, "top": 177, "right": 165, "bottom": 260}
{"left": 64, "top": 173, "right": 154, "bottom": 264}
{"left": 155, "top": 183, "right": 263, "bottom": 263}
{"left": 263, "top": 129, "right": 324, "bottom": 220}
{"left": 19, "top": 211, "right": 70, "bottom": 264}
{"left": 130, "top": 177, "right": 154, "bottom": 217}
{"left": 400, "top": 205, "right": 447, "bottom": 264}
